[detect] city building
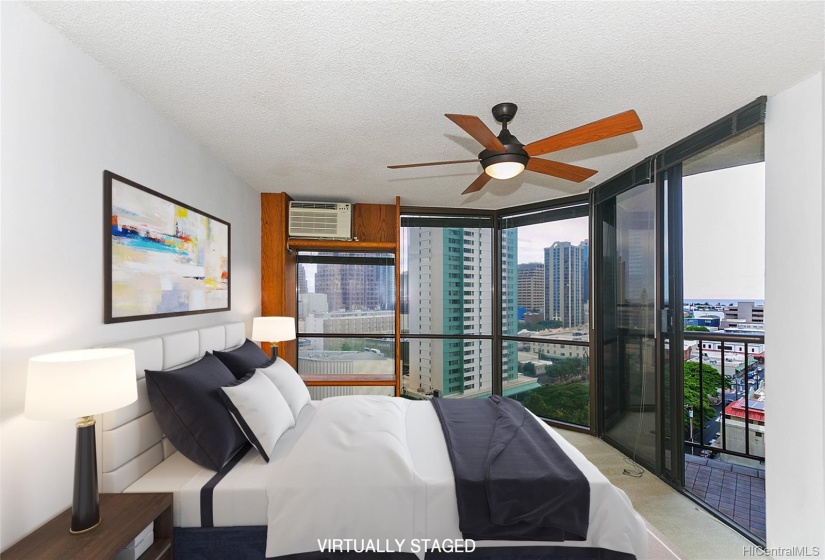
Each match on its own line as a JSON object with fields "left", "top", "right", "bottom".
{"left": 718, "top": 398, "right": 766, "bottom": 467}
{"left": 298, "top": 292, "right": 329, "bottom": 323}
{"left": 685, "top": 316, "right": 721, "bottom": 329}
{"left": 544, "top": 241, "right": 587, "bottom": 328}
{"left": 723, "top": 301, "right": 764, "bottom": 326}
{"left": 501, "top": 228, "right": 519, "bottom": 383}
{"left": 517, "top": 262, "right": 545, "bottom": 313}
{"left": 298, "top": 264, "right": 308, "bottom": 294}
{"left": 697, "top": 340, "right": 765, "bottom": 363}
{"left": 304, "top": 310, "right": 394, "bottom": 341}
{"left": 405, "top": 227, "right": 518, "bottom": 398}
{"left": 314, "top": 256, "right": 394, "bottom": 312}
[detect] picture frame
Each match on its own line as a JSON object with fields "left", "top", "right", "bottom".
{"left": 104, "top": 171, "right": 230, "bottom": 323}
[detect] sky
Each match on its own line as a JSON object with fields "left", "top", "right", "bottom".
{"left": 515, "top": 217, "right": 589, "bottom": 264}
{"left": 682, "top": 162, "right": 765, "bottom": 300}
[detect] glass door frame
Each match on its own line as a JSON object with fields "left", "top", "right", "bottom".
{"left": 590, "top": 161, "right": 687, "bottom": 481}
{"left": 591, "top": 168, "right": 665, "bottom": 474}
{"left": 591, "top": 96, "right": 766, "bottom": 483}
{"left": 658, "top": 164, "right": 686, "bottom": 485}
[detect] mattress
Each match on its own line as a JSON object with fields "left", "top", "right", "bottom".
{"left": 124, "top": 401, "right": 319, "bottom": 527}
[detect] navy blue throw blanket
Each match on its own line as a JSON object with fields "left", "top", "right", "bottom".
{"left": 430, "top": 396, "right": 590, "bottom": 542}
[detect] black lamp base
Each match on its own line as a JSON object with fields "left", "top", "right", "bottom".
{"left": 270, "top": 345, "right": 279, "bottom": 361}
{"left": 70, "top": 418, "right": 100, "bottom": 534}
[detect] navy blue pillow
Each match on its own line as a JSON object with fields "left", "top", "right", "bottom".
{"left": 145, "top": 353, "right": 247, "bottom": 471}
{"left": 212, "top": 339, "right": 274, "bottom": 379}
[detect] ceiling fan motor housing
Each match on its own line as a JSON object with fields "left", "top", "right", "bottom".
{"left": 479, "top": 126, "right": 529, "bottom": 174}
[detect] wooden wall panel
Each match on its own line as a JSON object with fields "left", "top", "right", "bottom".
{"left": 353, "top": 203, "right": 395, "bottom": 243}
{"left": 261, "top": 193, "right": 297, "bottom": 367}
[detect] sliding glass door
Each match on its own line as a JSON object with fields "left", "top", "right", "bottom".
{"left": 594, "top": 180, "right": 659, "bottom": 469}
{"left": 591, "top": 97, "right": 767, "bottom": 545}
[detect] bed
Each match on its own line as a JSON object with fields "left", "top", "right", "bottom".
{"left": 98, "top": 322, "right": 648, "bottom": 560}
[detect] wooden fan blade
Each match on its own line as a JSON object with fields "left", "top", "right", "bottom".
{"left": 445, "top": 114, "right": 506, "bottom": 152}
{"left": 387, "top": 159, "right": 478, "bottom": 169}
{"left": 525, "top": 110, "right": 643, "bottom": 157}
{"left": 462, "top": 173, "right": 492, "bottom": 195}
{"left": 526, "top": 158, "right": 598, "bottom": 183}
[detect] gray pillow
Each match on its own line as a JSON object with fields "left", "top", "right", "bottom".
{"left": 213, "top": 339, "right": 273, "bottom": 379}
{"left": 146, "top": 353, "right": 247, "bottom": 471}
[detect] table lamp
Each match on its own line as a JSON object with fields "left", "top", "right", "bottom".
{"left": 25, "top": 348, "right": 137, "bottom": 534}
{"left": 251, "top": 316, "right": 296, "bottom": 359}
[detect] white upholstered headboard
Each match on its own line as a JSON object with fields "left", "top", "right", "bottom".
{"left": 97, "top": 322, "right": 246, "bottom": 493}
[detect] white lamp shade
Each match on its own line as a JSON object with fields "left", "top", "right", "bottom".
{"left": 25, "top": 348, "right": 137, "bottom": 420}
{"left": 251, "top": 316, "right": 296, "bottom": 343}
{"left": 484, "top": 161, "right": 525, "bottom": 180}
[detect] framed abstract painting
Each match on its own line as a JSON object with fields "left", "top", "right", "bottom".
{"left": 104, "top": 171, "right": 230, "bottom": 323}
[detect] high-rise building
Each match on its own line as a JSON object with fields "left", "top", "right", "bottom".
{"left": 405, "top": 226, "right": 514, "bottom": 397}
{"left": 517, "top": 262, "right": 545, "bottom": 313}
{"left": 314, "top": 256, "right": 394, "bottom": 312}
{"left": 298, "top": 264, "right": 308, "bottom": 294}
{"left": 580, "top": 239, "right": 589, "bottom": 304}
{"left": 500, "top": 229, "right": 519, "bottom": 384}
{"left": 544, "top": 241, "right": 587, "bottom": 328}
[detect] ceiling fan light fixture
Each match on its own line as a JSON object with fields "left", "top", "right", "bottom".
{"left": 482, "top": 152, "right": 529, "bottom": 180}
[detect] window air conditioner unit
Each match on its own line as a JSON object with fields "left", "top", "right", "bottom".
{"left": 288, "top": 202, "right": 353, "bottom": 240}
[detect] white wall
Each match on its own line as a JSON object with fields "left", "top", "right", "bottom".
{"left": 0, "top": 3, "right": 261, "bottom": 549}
{"left": 765, "top": 70, "right": 825, "bottom": 551}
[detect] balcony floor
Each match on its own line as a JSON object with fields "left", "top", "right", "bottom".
{"left": 684, "top": 454, "right": 766, "bottom": 540}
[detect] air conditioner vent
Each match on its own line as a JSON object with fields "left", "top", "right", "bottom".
{"left": 290, "top": 202, "right": 341, "bottom": 210}
{"left": 289, "top": 202, "right": 352, "bottom": 240}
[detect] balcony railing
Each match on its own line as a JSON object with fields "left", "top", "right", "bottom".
{"left": 682, "top": 330, "right": 765, "bottom": 463}
{"left": 682, "top": 329, "right": 766, "bottom": 542}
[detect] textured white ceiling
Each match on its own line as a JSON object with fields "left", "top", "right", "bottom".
{"left": 27, "top": 1, "right": 824, "bottom": 210}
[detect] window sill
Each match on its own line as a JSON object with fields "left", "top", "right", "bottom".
{"left": 300, "top": 374, "right": 396, "bottom": 386}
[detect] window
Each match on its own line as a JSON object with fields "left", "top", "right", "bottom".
{"left": 499, "top": 201, "right": 591, "bottom": 426}
{"left": 399, "top": 206, "right": 591, "bottom": 426}
{"left": 296, "top": 252, "right": 396, "bottom": 385}
{"left": 401, "top": 213, "right": 493, "bottom": 399}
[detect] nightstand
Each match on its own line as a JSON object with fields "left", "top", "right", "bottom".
{"left": 3, "top": 493, "right": 173, "bottom": 560}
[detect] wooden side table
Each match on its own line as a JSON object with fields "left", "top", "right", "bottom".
{"left": 3, "top": 493, "right": 173, "bottom": 560}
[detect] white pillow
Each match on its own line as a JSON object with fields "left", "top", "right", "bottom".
{"left": 258, "top": 358, "right": 311, "bottom": 421}
{"left": 219, "top": 370, "right": 295, "bottom": 462}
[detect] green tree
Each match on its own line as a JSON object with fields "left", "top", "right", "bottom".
{"left": 518, "top": 382, "right": 589, "bottom": 426}
{"left": 685, "top": 325, "right": 710, "bottom": 332}
{"left": 545, "top": 356, "right": 588, "bottom": 384}
{"left": 523, "top": 362, "right": 536, "bottom": 377}
{"left": 683, "top": 361, "right": 729, "bottom": 427}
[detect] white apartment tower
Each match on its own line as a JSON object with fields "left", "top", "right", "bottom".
{"left": 406, "top": 227, "right": 494, "bottom": 397}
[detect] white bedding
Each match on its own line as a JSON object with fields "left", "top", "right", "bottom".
{"left": 266, "top": 396, "right": 647, "bottom": 559}
{"left": 124, "top": 401, "right": 319, "bottom": 526}
{"left": 128, "top": 396, "right": 647, "bottom": 559}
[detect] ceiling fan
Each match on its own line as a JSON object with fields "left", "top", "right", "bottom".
{"left": 388, "top": 103, "right": 643, "bottom": 195}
